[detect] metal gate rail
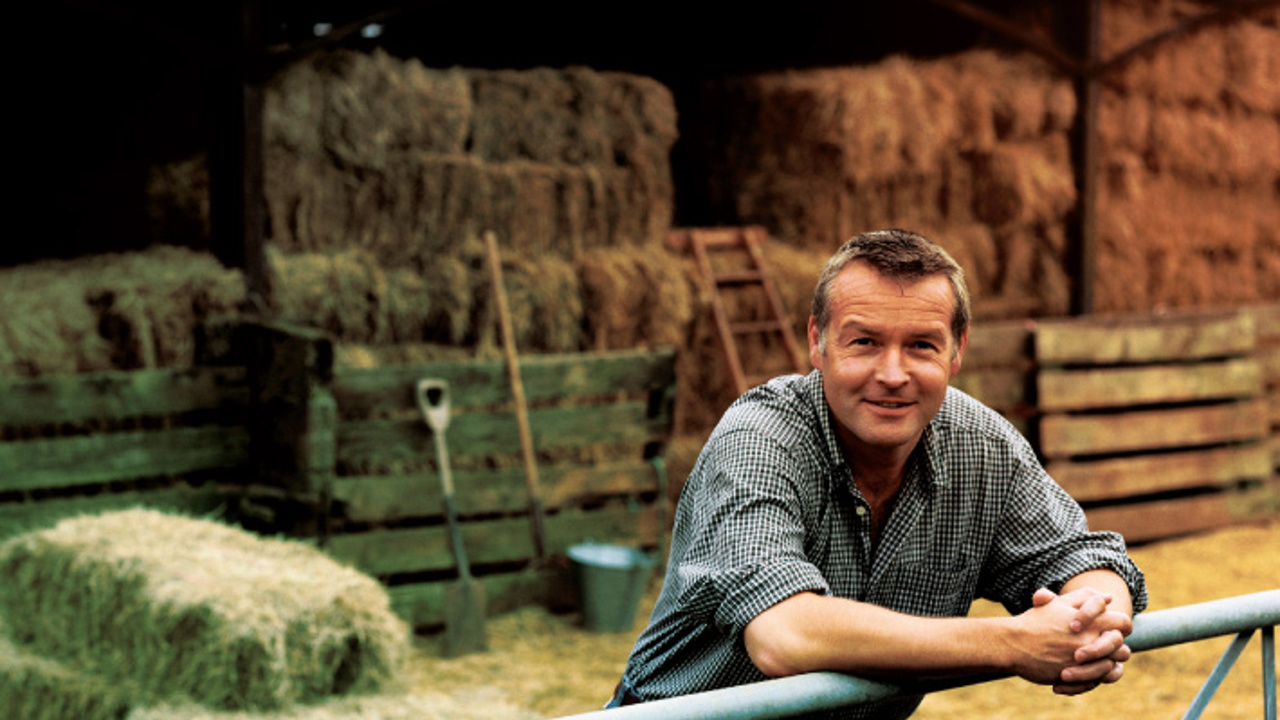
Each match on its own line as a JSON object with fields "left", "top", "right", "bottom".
{"left": 554, "top": 589, "right": 1279, "bottom": 720}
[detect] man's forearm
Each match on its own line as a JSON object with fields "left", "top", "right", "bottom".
{"left": 742, "top": 590, "right": 1115, "bottom": 684}
{"left": 1059, "top": 569, "right": 1134, "bottom": 618}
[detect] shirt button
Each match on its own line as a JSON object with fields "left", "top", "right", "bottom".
{"left": 855, "top": 506, "right": 868, "bottom": 517}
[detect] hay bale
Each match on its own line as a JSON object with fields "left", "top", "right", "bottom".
{"left": 468, "top": 66, "right": 678, "bottom": 248}
{"left": 266, "top": 48, "right": 470, "bottom": 164}
{"left": 125, "top": 691, "right": 540, "bottom": 720}
{"left": 260, "top": 55, "right": 677, "bottom": 262}
{"left": 269, "top": 247, "right": 391, "bottom": 345}
{"left": 0, "top": 624, "right": 135, "bottom": 720}
{"left": 1223, "top": 20, "right": 1280, "bottom": 113}
{"left": 1097, "top": 174, "right": 1280, "bottom": 312}
{"left": 0, "top": 508, "right": 409, "bottom": 711}
{"left": 972, "top": 137, "right": 1076, "bottom": 229}
{"left": 1148, "top": 105, "right": 1280, "bottom": 185}
{"left": 575, "top": 245, "right": 696, "bottom": 352}
{"left": 686, "top": 48, "right": 1076, "bottom": 262}
{"left": 416, "top": 155, "right": 611, "bottom": 258}
{"left": 270, "top": 231, "right": 585, "bottom": 353}
{"left": 0, "top": 247, "right": 245, "bottom": 378}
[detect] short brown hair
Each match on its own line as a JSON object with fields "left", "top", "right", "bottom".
{"left": 811, "top": 229, "right": 970, "bottom": 353}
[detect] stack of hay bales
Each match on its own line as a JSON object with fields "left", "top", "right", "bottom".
{"left": 260, "top": 49, "right": 681, "bottom": 355}
{"left": 1096, "top": 0, "right": 1280, "bottom": 312}
{"left": 0, "top": 246, "right": 246, "bottom": 378}
{"left": 682, "top": 49, "right": 1079, "bottom": 319}
{"left": 0, "top": 508, "right": 413, "bottom": 720}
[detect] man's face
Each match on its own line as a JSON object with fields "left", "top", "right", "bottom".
{"left": 807, "top": 262, "right": 967, "bottom": 464}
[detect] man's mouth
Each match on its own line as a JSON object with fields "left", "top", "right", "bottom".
{"left": 868, "top": 400, "right": 912, "bottom": 409}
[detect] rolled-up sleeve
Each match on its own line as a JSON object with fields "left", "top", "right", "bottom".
{"left": 980, "top": 441, "right": 1148, "bottom": 615}
{"left": 673, "top": 428, "right": 831, "bottom": 638}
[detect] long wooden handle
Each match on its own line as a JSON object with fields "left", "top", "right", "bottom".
{"left": 484, "top": 231, "right": 548, "bottom": 561}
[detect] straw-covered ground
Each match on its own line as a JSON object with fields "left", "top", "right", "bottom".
{"left": 408, "top": 518, "right": 1280, "bottom": 719}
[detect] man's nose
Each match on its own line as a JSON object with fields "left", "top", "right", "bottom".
{"left": 876, "top": 347, "right": 909, "bottom": 387}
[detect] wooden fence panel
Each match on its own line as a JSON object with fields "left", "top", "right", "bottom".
{"left": 0, "top": 364, "right": 252, "bottom": 539}
{"left": 1038, "top": 359, "right": 1261, "bottom": 412}
{"left": 1252, "top": 304, "right": 1280, "bottom": 477}
{"left": 951, "top": 319, "right": 1035, "bottom": 437}
{"left": 332, "top": 460, "right": 656, "bottom": 522}
{"left": 1037, "top": 310, "right": 1270, "bottom": 543}
{"left": 1040, "top": 400, "right": 1268, "bottom": 458}
{"left": 1036, "top": 311, "right": 1255, "bottom": 365}
{"left": 326, "top": 347, "right": 678, "bottom": 631}
{"left": 0, "top": 426, "right": 251, "bottom": 493}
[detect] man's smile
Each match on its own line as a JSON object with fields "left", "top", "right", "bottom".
{"left": 866, "top": 399, "right": 915, "bottom": 409}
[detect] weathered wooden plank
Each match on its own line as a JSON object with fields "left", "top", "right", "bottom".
{"left": 1046, "top": 444, "right": 1271, "bottom": 502}
{"left": 1036, "top": 311, "right": 1254, "bottom": 365}
{"left": 1038, "top": 358, "right": 1261, "bottom": 412}
{"left": 0, "top": 367, "right": 248, "bottom": 428}
{"left": 336, "top": 401, "right": 667, "bottom": 471}
{"left": 0, "top": 485, "right": 229, "bottom": 540}
{"left": 1249, "top": 303, "right": 1280, "bottom": 343}
{"left": 0, "top": 426, "right": 251, "bottom": 493}
{"left": 1039, "top": 399, "right": 1268, "bottom": 458}
{"left": 332, "top": 347, "right": 677, "bottom": 418}
{"left": 1259, "top": 346, "right": 1280, "bottom": 388}
{"left": 332, "top": 460, "right": 658, "bottom": 522}
{"left": 387, "top": 565, "right": 584, "bottom": 629}
{"left": 963, "top": 319, "right": 1034, "bottom": 370}
{"left": 1085, "top": 494, "right": 1237, "bottom": 544}
{"left": 950, "top": 368, "right": 1031, "bottom": 413}
{"left": 324, "top": 504, "right": 658, "bottom": 576}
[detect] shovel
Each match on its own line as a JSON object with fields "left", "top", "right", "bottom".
{"left": 417, "top": 378, "right": 488, "bottom": 657}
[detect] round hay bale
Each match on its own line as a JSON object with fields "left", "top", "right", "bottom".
{"left": 0, "top": 509, "right": 410, "bottom": 711}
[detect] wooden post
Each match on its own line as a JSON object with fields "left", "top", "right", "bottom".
{"left": 243, "top": 322, "right": 336, "bottom": 539}
{"left": 208, "top": 0, "right": 271, "bottom": 314}
{"left": 1070, "top": 0, "right": 1101, "bottom": 316}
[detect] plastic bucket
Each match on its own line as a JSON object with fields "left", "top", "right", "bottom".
{"left": 567, "top": 543, "right": 656, "bottom": 633}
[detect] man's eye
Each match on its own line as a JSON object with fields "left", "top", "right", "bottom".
{"left": 850, "top": 338, "right": 875, "bottom": 347}
{"left": 912, "top": 341, "right": 940, "bottom": 352}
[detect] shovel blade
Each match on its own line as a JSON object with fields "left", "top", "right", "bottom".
{"left": 443, "top": 579, "right": 488, "bottom": 657}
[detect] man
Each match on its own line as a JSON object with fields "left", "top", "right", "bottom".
{"left": 609, "top": 229, "right": 1147, "bottom": 719}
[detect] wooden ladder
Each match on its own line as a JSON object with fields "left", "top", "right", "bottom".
{"left": 669, "top": 226, "right": 808, "bottom": 395}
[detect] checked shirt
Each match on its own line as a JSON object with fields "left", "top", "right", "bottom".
{"left": 619, "top": 370, "right": 1148, "bottom": 720}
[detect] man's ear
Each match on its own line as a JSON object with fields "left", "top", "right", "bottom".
{"left": 950, "top": 326, "right": 969, "bottom": 375}
{"left": 807, "top": 316, "right": 824, "bottom": 370}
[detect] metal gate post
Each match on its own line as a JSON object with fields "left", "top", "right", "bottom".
{"left": 1181, "top": 629, "right": 1255, "bottom": 720}
{"left": 1264, "top": 625, "right": 1276, "bottom": 720}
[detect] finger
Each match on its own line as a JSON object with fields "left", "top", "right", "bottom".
{"left": 1060, "top": 658, "right": 1118, "bottom": 685}
{"left": 1032, "top": 587, "right": 1057, "bottom": 607}
{"left": 1070, "top": 594, "right": 1111, "bottom": 631}
{"left": 1053, "top": 681, "right": 1100, "bottom": 696}
{"left": 1075, "top": 631, "right": 1127, "bottom": 663}
{"left": 1102, "top": 662, "right": 1125, "bottom": 684}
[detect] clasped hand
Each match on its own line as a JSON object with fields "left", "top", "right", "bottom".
{"left": 1015, "top": 587, "right": 1133, "bottom": 696}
